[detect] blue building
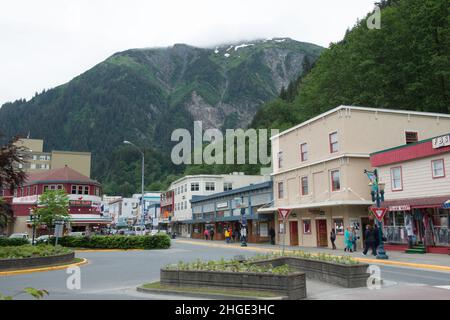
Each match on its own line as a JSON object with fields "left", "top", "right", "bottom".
{"left": 189, "top": 181, "right": 274, "bottom": 242}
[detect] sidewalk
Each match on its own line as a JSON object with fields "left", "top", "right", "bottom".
{"left": 174, "top": 238, "right": 450, "bottom": 271}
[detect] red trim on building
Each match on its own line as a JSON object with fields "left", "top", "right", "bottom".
{"left": 371, "top": 139, "right": 450, "bottom": 167}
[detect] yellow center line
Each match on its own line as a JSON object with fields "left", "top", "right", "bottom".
{"left": 175, "top": 239, "right": 450, "bottom": 272}
{"left": 0, "top": 258, "right": 88, "bottom": 277}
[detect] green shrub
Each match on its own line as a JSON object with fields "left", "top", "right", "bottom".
{"left": 48, "top": 234, "right": 171, "bottom": 250}
{"left": 0, "top": 245, "right": 72, "bottom": 259}
{"left": 0, "top": 238, "right": 29, "bottom": 247}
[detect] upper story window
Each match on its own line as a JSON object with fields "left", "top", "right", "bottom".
{"left": 277, "top": 152, "right": 283, "bottom": 169}
{"left": 330, "top": 170, "right": 341, "bottom": 191}
{"left": 431, "top": 159, "right": 445, "bottom": 178}
{"left": 405, "top": 131, "right": 418, "bottom": 144}
{"left": 71, "top": 185, "right": 89, "bottom": 195}
{"left": 329, "top": 132, "right": 339, "bottom": 153}
{"left": 191, "top": 182, "right": 200, "bottom": 191}
{"left": 278, "top": 182, "right": 284, "bottom": 199}
{"left": 32, "top": 155, "right": 38, "bottom": 161}
{"left": 44, "top": 184, "right": 63, "bottom": 192}
{"left": 301, "top": 176, "right": 309, "bottom": 195}
{"left": 390, "top": 167, "right": 403, "bottom": 191}
{"left": 224, "top": 182, "right": 233, "bottom": 191}
{"left": 205, "top": 182, "right": 215, "bottom": 191}
{"left": 300, "top": 143, "right": 308, "bottom": 162}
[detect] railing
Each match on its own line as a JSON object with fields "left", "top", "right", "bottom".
{"left": 383, "top": 226, "right": 408, "bottom": 244}
{"left": 433, "top": 227, "right": 449, "bottom": 246}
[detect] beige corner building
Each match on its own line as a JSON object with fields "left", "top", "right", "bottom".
{"left": 258, "top": 106, "right": 450, "bottom": 250}
{"left": 15, "top": 138, "right": 91, "bottom": 177}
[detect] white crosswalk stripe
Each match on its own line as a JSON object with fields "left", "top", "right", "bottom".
{"left": 434, "top": 285, "right": 450, "bottom": 290}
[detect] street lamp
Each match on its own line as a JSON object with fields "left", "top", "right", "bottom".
{"left": 29, "top": 208, "right": 37, "bottom": 246}
{"left": 123, "top": 140, "right": 145, "bottom": 228}
{"left": 364, "top": 169, "right": 388, "bottom": 260}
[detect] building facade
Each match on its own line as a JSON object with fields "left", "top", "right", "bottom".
{"left": 370, "top": 132, "right": 450, "bottom": 253}
{"left": 15, "top": 138, "right": 91, "bottom": 177}
{"left": 259, "top": 106, "right": 450, "bottom": 250}
{"left": 2, "top": 166, "right": 110, "bottom": 235}
{"left": 190, "top": 181, "right": 274, "bottom": 243}
{"left": 167, "top": 173, "right": 270, "bottom": 237}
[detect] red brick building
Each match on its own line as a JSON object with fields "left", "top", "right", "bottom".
{"left": 2, "top": 165, "right": 111, "bottom": 235}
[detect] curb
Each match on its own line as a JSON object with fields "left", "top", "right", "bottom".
{"left": 0, "top": 258, "right": 88, "bottom": 276}
{"left": 75, "top": 249, "right": 145, "bottom": 253}
{"left": 175, "top": 239, "right": 450, "bottom": 272}
{"left": 136, "top": 286, "right": 286, "bottom": 300}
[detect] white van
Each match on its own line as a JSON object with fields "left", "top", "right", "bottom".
{"left": 132, "top": 226, "right": 147, "bottom": 236}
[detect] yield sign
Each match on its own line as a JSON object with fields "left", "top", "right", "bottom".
{"left": 278, "top": 208, "right": 292, "bottom": 220}
{"left": 370, "top": 207, "right": 388, "bottom": 222}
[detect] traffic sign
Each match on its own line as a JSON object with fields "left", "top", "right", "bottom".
{"left": 370, "top": 207, "right": 388, "bottom": 222}
{"left": 278, "top": 208, "right": 292, "bottom": 220}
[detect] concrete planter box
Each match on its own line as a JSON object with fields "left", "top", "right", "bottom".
{"left": 0, "top": 252, "right": 75, "bottom": 271}
{"left": 250, "top": 257, "right": 369, "bottom": 288}
{"left": 161, "top": 269, "right": 306, "bottom": 300}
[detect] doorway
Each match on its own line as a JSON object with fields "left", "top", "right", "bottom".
{"left": 316, "top": 219, "right": 328, "bottom": 247}
{"left": 289, "top": 221, "right": 299, "bottom": 246}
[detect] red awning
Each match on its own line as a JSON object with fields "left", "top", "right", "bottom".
{"left": 376, "top": 195, "right": 450, "bottom": 211}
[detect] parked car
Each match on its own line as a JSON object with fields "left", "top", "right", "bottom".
{"left": 35, "top": 235, "right": 52, "bottom": 244}
{"left": 150, "top": 229, "right": 158, "bottom": 236}
{"left": 67, "top": 231, "right": 87, "bottom": 237}
{"left": 122, "top": 230, "right": 136, "bottom": 236}
{"left": 9, "top": 233, "right": 30, "bottom": 241}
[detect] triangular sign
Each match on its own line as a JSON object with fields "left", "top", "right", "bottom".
{"left": 370, "top": 207, "right": 388, "bottom": 222}
{"left": 278, "top": 208, "right": 292, "bottom": 220}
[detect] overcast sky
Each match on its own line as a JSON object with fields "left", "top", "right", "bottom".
{"left": 0, "top": 0, "right": 376, "bottom": 106}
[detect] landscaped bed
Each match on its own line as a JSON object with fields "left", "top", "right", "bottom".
{"left": 46, "top": 234, "right": 171, "bottom": 250}
{"left": 0, "top": 245, "right": 76, "bottom": 271}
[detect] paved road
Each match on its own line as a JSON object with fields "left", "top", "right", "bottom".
{"left": 1, "top": 240, "right": 449, "bottom": 300}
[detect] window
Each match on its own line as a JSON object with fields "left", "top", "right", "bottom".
{"left": 224, "top": 182, "right": 233, "bottom": 191}
{"left": 329, "top": 132, "right": 339, "bottom": 153}
{"left": 277, "top": 182, "right": 284, "bottom": 199}
{"left": 301, "top": 176, "right": 308, "bottom": 195}
{"left": 30, "top": 163, "right": 36, "bottom": 169}
{"left": 184, "top": 184, "right": 187, "bottom": 192}
{"left": 333, "top": 219, "right": 344, "bottom": 235}
{"left": 300, "top": 143, "right": 308, "bottom": 162}
{"left": 32, "top": 155, "right": 37, "bottom": 161}
{"left": 205, "top": 182, "right": 215, "bottom": 191}
{"left": 432, "top": 159, "right": 445, "bottom": 178}
{"left": 303, "top": 220, "right": 311, "bottom": 234}
{"left": 71, "top": 185, "right": 77, "bottom": 194}
{"left": 39, "top": 155, "right": 47, "bottom": 161}
{"left": 390, "top": 167, "right": 403, "bottom": 191}
{"left": 71, "top": 185, "right": 89, "bottom": 195}
{"left": 278, "top": 151, "right": 283, "bottom": 168}
{"left": 84, "top": 186, "right": 89, "bottom": 195}
{"left": 191, "top": 182, "right": 200, "bottom": 191}
{"left": 330, "top": 170, "right": 341, "bottom": 191}
{"left": 405, "top": 131, "right": 418, "bottom": 144}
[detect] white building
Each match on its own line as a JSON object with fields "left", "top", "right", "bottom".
{"left": 108, "top": 197, "right": 139, "bottom": 227}
{"left": 168, "top": 172, "right": 270, "bottom": 237}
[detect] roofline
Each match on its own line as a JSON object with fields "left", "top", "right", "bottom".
{"left": 24, "top": 179, "right": 101, "bottom": 187}
{"left": 169, "top": 173, "right": 264, "bottom": 187}
{"left": 370, "top": 132, "right": 450, "bottom": 156}
{"left": 271, "top": 105, "right": 450, "bottom": 140}
{"left": 190, "top": 181, "right": 273, "bottom": 204}
{"left": 51, "top": 150, "right": 91, "bottom": 155}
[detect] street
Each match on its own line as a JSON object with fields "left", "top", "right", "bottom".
{"left": 1, "top": 239, "right": 450, "bottom": 300}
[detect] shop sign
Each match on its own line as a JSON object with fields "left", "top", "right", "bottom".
{"left": 216, "top": 202, "right": 228, "bottom": 209}
{"left": 443, "top": 200, "right": 450, "bottom": 209}
{"left": 389, "top": 205, "right": 410, "bottom": 211}
{"left": 432, "top": 134, "right": 450, "bottom": 149}
{"left": 69, "top": 200, "right": 92, "bottom": 207}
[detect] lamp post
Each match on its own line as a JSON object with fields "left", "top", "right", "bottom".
{"left": 364, "top": 169, "right": 388, "bottom": 260}
{"left": 29, "top": 208, "right": 36, "bottom": 246}
{"left": 124, "top": 140, "right": 145, "bottom": 228}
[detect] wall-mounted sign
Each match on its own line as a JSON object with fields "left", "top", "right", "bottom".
{"left": 389, "top": 205, "right": 411, "bottom": 211}
{"left": 69, "top": 200, "right": 92, "bottom": 207}
{"left": 432, "top": 134, "right": 450, "bottom": 149}
{"left": 216, "top": 202, "right": 228, "bottom": 209}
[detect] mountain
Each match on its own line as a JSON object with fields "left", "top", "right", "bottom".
{"left": 0, "top": 38, "right": 324, "bottom": 194}
{"left": 251, "top": 0, "right": 450, "bottom": 132}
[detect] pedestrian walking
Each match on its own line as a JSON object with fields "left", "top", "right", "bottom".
{"left": 210, "top": 228, "right": 215, "bottom": 240}
{"left": 330, "top": 228, "right": 337, "bottom": 250}
{"left": 344, "top": 227, "right": 353, "bottom": 252}
{"left": 204, "top": 228, "right": 209, "bottom": 240}
{"left": 351, "top": 226, "right": 358, "bottom": 252}
{"left": 269, "top": 227, "right": 276, "bottom": 245}
{"left": 363, "top": 225, "right": 377, "bottom": 256}
{"left": 224, "top": 228, "right": 231, "bottom": 243}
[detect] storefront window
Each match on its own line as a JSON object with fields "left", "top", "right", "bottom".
{"left": 333, "top": 219, "right": 344, "bottom": 235}
{"left": 303, "top": 220, "right": 311, "bottom": 234}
